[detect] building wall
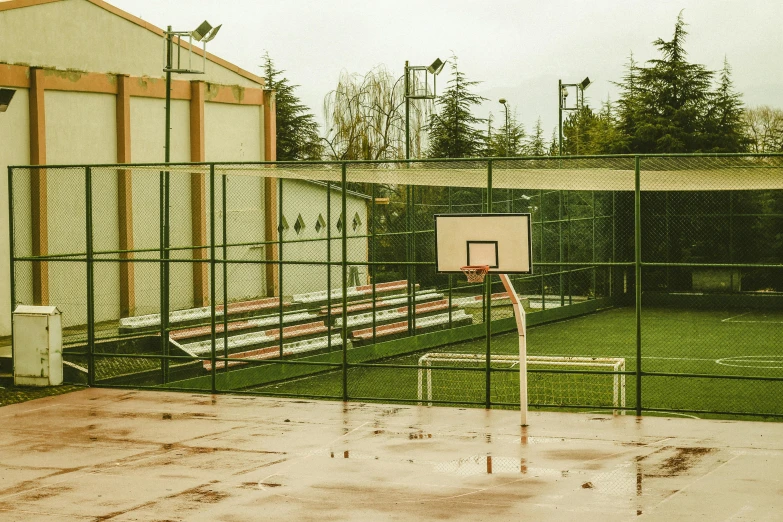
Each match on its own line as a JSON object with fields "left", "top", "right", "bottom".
{"left": 0, "top": 0, "right": 260, "bottom": 88}
{"left": 0, "top": 86, "right": 30, "bottom": 334}
{"left": 280, "top": 180, "right": 369, "bottom": 298}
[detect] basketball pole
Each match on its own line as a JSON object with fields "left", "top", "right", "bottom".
{"left": 498, "top": 273, "right": 528, "bottom": 426}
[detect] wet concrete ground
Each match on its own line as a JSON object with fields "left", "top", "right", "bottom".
{"left": 0, "top": 389, "right": 781, "bottom": 521}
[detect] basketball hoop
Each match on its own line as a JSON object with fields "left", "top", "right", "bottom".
{"left": 461, "top": 265, "right": 490, "bottom": 283}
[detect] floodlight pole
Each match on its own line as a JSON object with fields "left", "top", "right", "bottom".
{"left": 558, "top": 77, "right": 591, "bottom": 156}
{"left": 404, "top": 60, "right": 410, "bottom": 160}
{"left": 499, "top": 273, "right": 528, "bottom": 426}
{"left": 165, "top": 26, "right": 172, "bottom": 163}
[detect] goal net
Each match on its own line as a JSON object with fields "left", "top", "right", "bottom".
{"left": 417, "top": 353, "right": 626, "bottom": 415}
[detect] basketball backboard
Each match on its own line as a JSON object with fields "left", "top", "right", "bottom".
{"left": 434, "top": 213, "right": 532, "bottom": 274}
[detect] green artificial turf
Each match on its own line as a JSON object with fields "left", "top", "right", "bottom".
{"left": 246, "top": 306, "right": 783, "bottom": 419}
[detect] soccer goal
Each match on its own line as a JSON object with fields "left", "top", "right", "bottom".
{"left": 417, "top": 353, "right": 626, "bottom": 415}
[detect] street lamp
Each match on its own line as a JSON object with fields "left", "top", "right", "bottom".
{"left": 499, "top": 98, "right": 510, "bottom": 156}
{"left": 558, "top": 76, "right": 591, "bottom": 156}
{"left": 404, "top": 58, "right": 445, "bottom": 159}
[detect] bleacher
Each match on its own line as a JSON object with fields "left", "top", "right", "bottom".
{"left": 110, "top": 280, "right": 516, "bottom": 379}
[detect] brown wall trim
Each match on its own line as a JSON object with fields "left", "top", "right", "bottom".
{"left": 0, "top": 67, "right": 265, "bottom": 105}
{"left": 0, "top": 64, "right": 30, "bottom": 88}
{"left": 190, "top": 81, "right": 208, "bottom": 307}
{"left": 29, "top": 68, "right": 48, "bottom": 305}
{"left": 263, "top": 89, "right": 278, "bottom": 297}
{"left": 0, "top": 0, "right": 62, "bottom": 12}
{"left": 116, "top": 74, "right": 134, "bottom": 317}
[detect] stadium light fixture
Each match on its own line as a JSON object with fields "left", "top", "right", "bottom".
{"left": 0, "top": 88, "right": 15, "bottom": 112}
{"left": 580, "top": 76, "right": 592, "bottom": 90}
{"left": 427, "top": 58, "right": 445, "bottom": 76}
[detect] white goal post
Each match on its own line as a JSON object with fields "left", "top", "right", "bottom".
{"left": 417, "top": 353, "right": 626, "bottom": 415}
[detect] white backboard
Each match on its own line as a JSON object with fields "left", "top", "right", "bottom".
{"left": 434, "top": 214, "right": 532, "bottom": 274}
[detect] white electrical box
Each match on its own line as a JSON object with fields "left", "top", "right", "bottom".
{"left": 13, "top": 305, "right": 63, "bottom": 386}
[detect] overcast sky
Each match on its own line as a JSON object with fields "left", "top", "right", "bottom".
{"left": 112, "top": 0, "right": 783, "bottom": 139}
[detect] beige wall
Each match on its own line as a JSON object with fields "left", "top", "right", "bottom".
{"left": 0, "top": 0, "right": 260, "bottom": 88}
{"left": 130, "top": 97, "right": 192, "bottom": 316}
{"left": 280, "top": 180, "right": 369, "bottom": 298}
{"left": 0, "top": 86, "right": 30, "bottom": 334}
{"left": 44, "top": 91, "right": 117, "bottom": 326}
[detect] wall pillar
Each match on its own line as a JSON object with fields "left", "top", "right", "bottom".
{"left": 29, "top": 67, "right": 48, "bottom": 305}
{"left": 263, "top": 89, "right": 278, "bottom": 297}
{"left": 190, "top": 81, "right": 208, "bottom": 306}
{"left": 116, "top": 74, "right": 134, "bottom": 317}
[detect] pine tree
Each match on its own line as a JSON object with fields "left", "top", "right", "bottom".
{"left": 614, "top": 13, "right": 715, "bottom": 152}
{"left": 489, "top": 108, "right": 525, "bottom": 156}
{"left": 525, "top": 118, "right": 547, "bottom": 156}
{"left": 426, "top": 56, "right": 487, "bottom": 158}
{"left": 262, "top": 52, "right": 322, "bottom": 160}
{"left": 704, "top": 58, "right": 748, "bottom": 152}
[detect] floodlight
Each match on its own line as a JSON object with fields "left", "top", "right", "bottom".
{"left": 0, "top": 88, "right": 15, "bottom": 112}
{"left": 580, "top": 77, "right": 591, "bottom": 90}
{"left": 499, "top": 98, "right": 507, "bottom": 105}
{"left": 192, "top": 20, "right": 213, "bottom": 41}
{"left": 428, "top": 58, "right": 445, "bottom": 75}
{"left": 201, "top": 24, "right": 221, "bottom": 43}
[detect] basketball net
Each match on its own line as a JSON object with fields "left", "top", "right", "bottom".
{"left": 460, "top": 265, "right": 490, "bottom": 283}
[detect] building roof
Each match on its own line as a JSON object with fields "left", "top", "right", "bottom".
{"left": 0, "top": 0, "right": 264, "bottom": 87}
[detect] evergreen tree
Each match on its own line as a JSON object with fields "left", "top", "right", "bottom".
{"left": 525, "top": 117, "right": 547, "bottom": 156}
{"left": 489, "top": 107, "right": 525, "bottom": 156}
{"left": 704, "top": 58, "right": 748, "bottom": 152}
{"left": 262, "top": 52, "right": 322, "bottom": 160}
{"left": 426, "top": 56, "right": 487, "bottom": 158}
{"left": 614, "top": 13, "right": 715, "bottom": 153}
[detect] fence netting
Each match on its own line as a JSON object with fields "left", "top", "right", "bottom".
{"left": 9, "top": 154, "right": 783, "bottom": 419}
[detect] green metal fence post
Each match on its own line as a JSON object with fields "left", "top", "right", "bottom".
{"left": 278, "top": 178, "right": 284, "bottom": 358}
{"left": 209, "top": 165, "right": 216, "bottom": 393}
{"left": 159, "top": 170, "right": 168, "bottom": 383}
{"left": 222, "top": 174, "right": 228, "bottom": 375}
{"left": 635, "top": 155, "right": 642, "bottom": 416}
{"left": 327, "top": 182, "right": 332, "bottom": 351}
{"left": 448, "top": 186, "right": 453, "bottom": 326}
{"left": 486, "top": 159, "right": 493, "bottom": 409}
{"left": 559, "top": 190, "right": 564, "bottom": 307}
{"left": 540, "top": 189, "right": 545, "bottom": 310}
{"left": 7, "top": 167, "right": 15, "bottom": 378}
{"left": 411, "top": 184, "right": 417, "bottom": 332}
{"left": 371, "top": 183, "right": 377, "bottom": 343}
{"left": 406, "top": 184, "right": 413, "bottom": 335}
{"left": 85, "top": 167, "right": 95, "bottom": 386}
{"left": 341, "top": 163, "right": 349, "bottom": 402}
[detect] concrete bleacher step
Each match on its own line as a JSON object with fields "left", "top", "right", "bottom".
{"left": 291, "top": 280, "right": 415, "bottom": 305}
{"left": 350, "top": 310, "right": 473, "bottom": 346}
{"left": 169, "top": 310, "right": 320, "bottom": 344}
{"left": 119, "top": 297, "right": 282, "bottom": 333}
{"left": 202, "top": 334, "right": 344, "bottom": 372}
{"left": 334, "top": 298, "right": 458, "bottom": 329}
{"left": 319, "top": 290, "right": 443, "bottom": 317}
{"left": 179, "top": 321, "right": 329, "bottom": 357}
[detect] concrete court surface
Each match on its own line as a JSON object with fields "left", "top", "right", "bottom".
{"left": 0, "top": 389, "right": 781, "bottom": 521}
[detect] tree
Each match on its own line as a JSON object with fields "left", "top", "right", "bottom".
{"left": 525, "top": 117, "right": 547, "bottom": 156}
{"left": 262, "top": 53, "right": 322, "bottom": 160}
{"left": 615, "top": 13, "right": 718, "bottom": 153}
{"left": 488, "top": 107, "right": 525, "bottom": 156}
{"left": 703, "top": 59, "right": 749, "bottom": 152}
{"left": 426, "top": 56, "right": 487, "bottom": 158}
{"left": 322, "top": 65, "right": 430, "bottom": 160}
{"left": 742, "top": 106, "right": 783, "bottom": 153}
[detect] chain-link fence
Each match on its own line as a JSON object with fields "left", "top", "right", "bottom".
{"left": 9, "top": 154, "right": 783, "bottom": 419}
